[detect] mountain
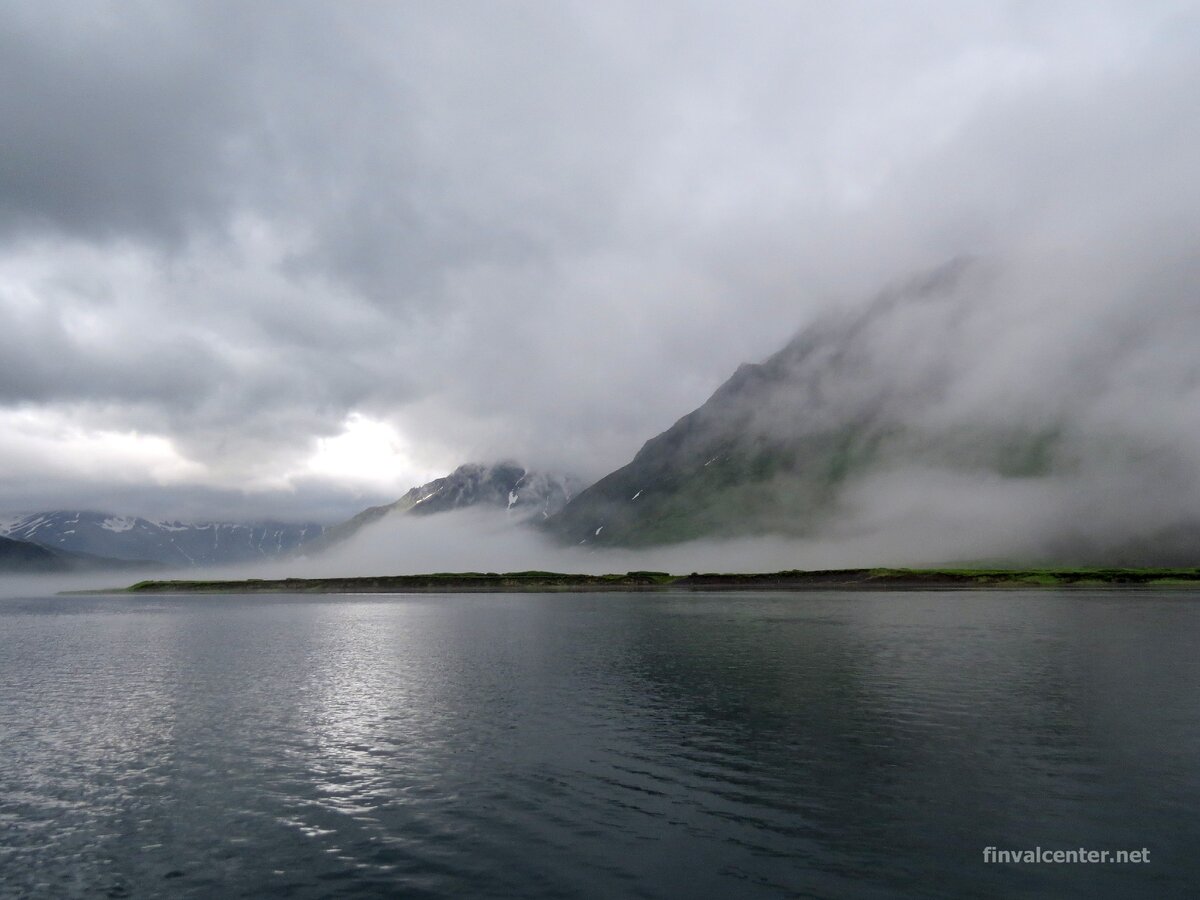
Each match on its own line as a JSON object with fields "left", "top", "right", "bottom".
{"left": 544, "top": 261, "right": 1065, "bottom": 548}
{"left": 0, "top": 534, "right": 153, "bottom": 573}
{"left": 0, "top": 511, "right": 324, "bottom": 567}
{"left": 303, "top": 463, "right": 581, "bottom": 555}
{"left": 0, "top": 535, "right": 72, "bottom": 572}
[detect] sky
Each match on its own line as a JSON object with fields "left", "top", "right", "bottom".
{"left": 1, "top": 0, "right": 1198, "bottom": 524}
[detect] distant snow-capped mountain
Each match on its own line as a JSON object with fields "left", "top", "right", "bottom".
{"left": 396, "top": 463, "right": 580, "bottom": 519}
{"left": 303, "top": 463, "right": 582, "bottom": 554}
{"left": 0, "top": 511, "right": 324, "bottom": 567}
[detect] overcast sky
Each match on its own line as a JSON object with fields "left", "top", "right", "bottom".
{"left": 1, "top": 0, "right": 1197, "bottom": 523}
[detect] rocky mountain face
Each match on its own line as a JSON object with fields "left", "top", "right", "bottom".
{"left": 399, "top": 463, "right": 579, "bottom": 519}
{"left": 0, "top": 511, "right": 324, "bottom": 567}
{"left": 303, "top": 463, "right": 582, "bottom": 555}
{"left": 543, "top": 262, "right": 1066, "bottom": 548}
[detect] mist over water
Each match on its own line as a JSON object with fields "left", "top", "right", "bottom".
{"left": 265, "top": 504, "right": 1142, "bottom": 581}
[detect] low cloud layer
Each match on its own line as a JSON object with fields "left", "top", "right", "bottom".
{"left": 1, "top": 1, "right": 1199, "bottom": 527}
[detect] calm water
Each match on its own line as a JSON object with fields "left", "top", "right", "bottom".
{"left": 1, "top": 590, "right": 1198, "bottom": 898}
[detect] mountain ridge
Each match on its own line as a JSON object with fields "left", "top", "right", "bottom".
{"left": 300, "top": 462, "right": 582, "bottom": 555}
{"left": 0, "top": 511, "right": 323, "bottom": 567}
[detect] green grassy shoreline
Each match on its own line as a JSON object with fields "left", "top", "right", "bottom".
{"left": 70, "top": 567, "right": 1200, "bottom": 595}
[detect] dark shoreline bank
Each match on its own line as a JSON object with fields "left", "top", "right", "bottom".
{"left": 70, "top": 567, "right": 1200, "bottom": 595}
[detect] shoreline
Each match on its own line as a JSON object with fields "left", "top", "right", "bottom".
{"left": 67, "top": 567, "right": 1200, "bottom": 595}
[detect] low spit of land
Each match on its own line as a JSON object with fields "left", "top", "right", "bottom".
{"left": 82, "top": 567, "right": 1200, "bottom": 594}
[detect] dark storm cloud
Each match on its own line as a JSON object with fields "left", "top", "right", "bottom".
{"left": 0, "top": 1, "right": 638, "bottom": 287}
{"left": 0, "top": 2, "right": 249, "bottom": 241}
{"left": 1, "top": 0, "right": 1198, "bottom": 525}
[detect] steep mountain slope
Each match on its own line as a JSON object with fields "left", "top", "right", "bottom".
{"left": 302, "top": 463, "right": 581, "bottom": 555}
{"left": 0, "top": 512, "right": 323, "bottom": 567}
{"left": 544, "top": 261, "right": 1063, "bottom": 547}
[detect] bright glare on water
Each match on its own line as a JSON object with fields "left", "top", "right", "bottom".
{"left": 1, "top": 590, "right": 1198, "bottom": 898}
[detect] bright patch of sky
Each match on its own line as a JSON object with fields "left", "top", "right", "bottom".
{"left": 301, "top": 412, "right": 443, "bottom": 495}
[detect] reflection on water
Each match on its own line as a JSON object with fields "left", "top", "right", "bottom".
{"left": 1, "top": 591, "right": 1198, "bottom": 898}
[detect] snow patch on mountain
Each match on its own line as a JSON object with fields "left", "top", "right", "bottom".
{"left": 303, "top": 463, "right": 583, "bottom": 556}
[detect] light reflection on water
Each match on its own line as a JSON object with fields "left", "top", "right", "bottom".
{"left": 1, "top": 590, "right": 1198, "bottom": 898}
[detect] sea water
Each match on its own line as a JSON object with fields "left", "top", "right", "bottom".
{"left": 1, "top": 590, "right": 1197, "bottom": 898}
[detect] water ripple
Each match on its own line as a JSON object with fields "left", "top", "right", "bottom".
{"left": 1, "top": 591, "right": 1198, "bottom": 897}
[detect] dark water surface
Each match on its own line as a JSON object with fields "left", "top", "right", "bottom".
{"left": 1, "top": 590, "right": 1198, "bottom": 898}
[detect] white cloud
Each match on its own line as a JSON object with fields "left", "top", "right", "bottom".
{"left": 0, "top": 406, "right": 206, "bottom": 486}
